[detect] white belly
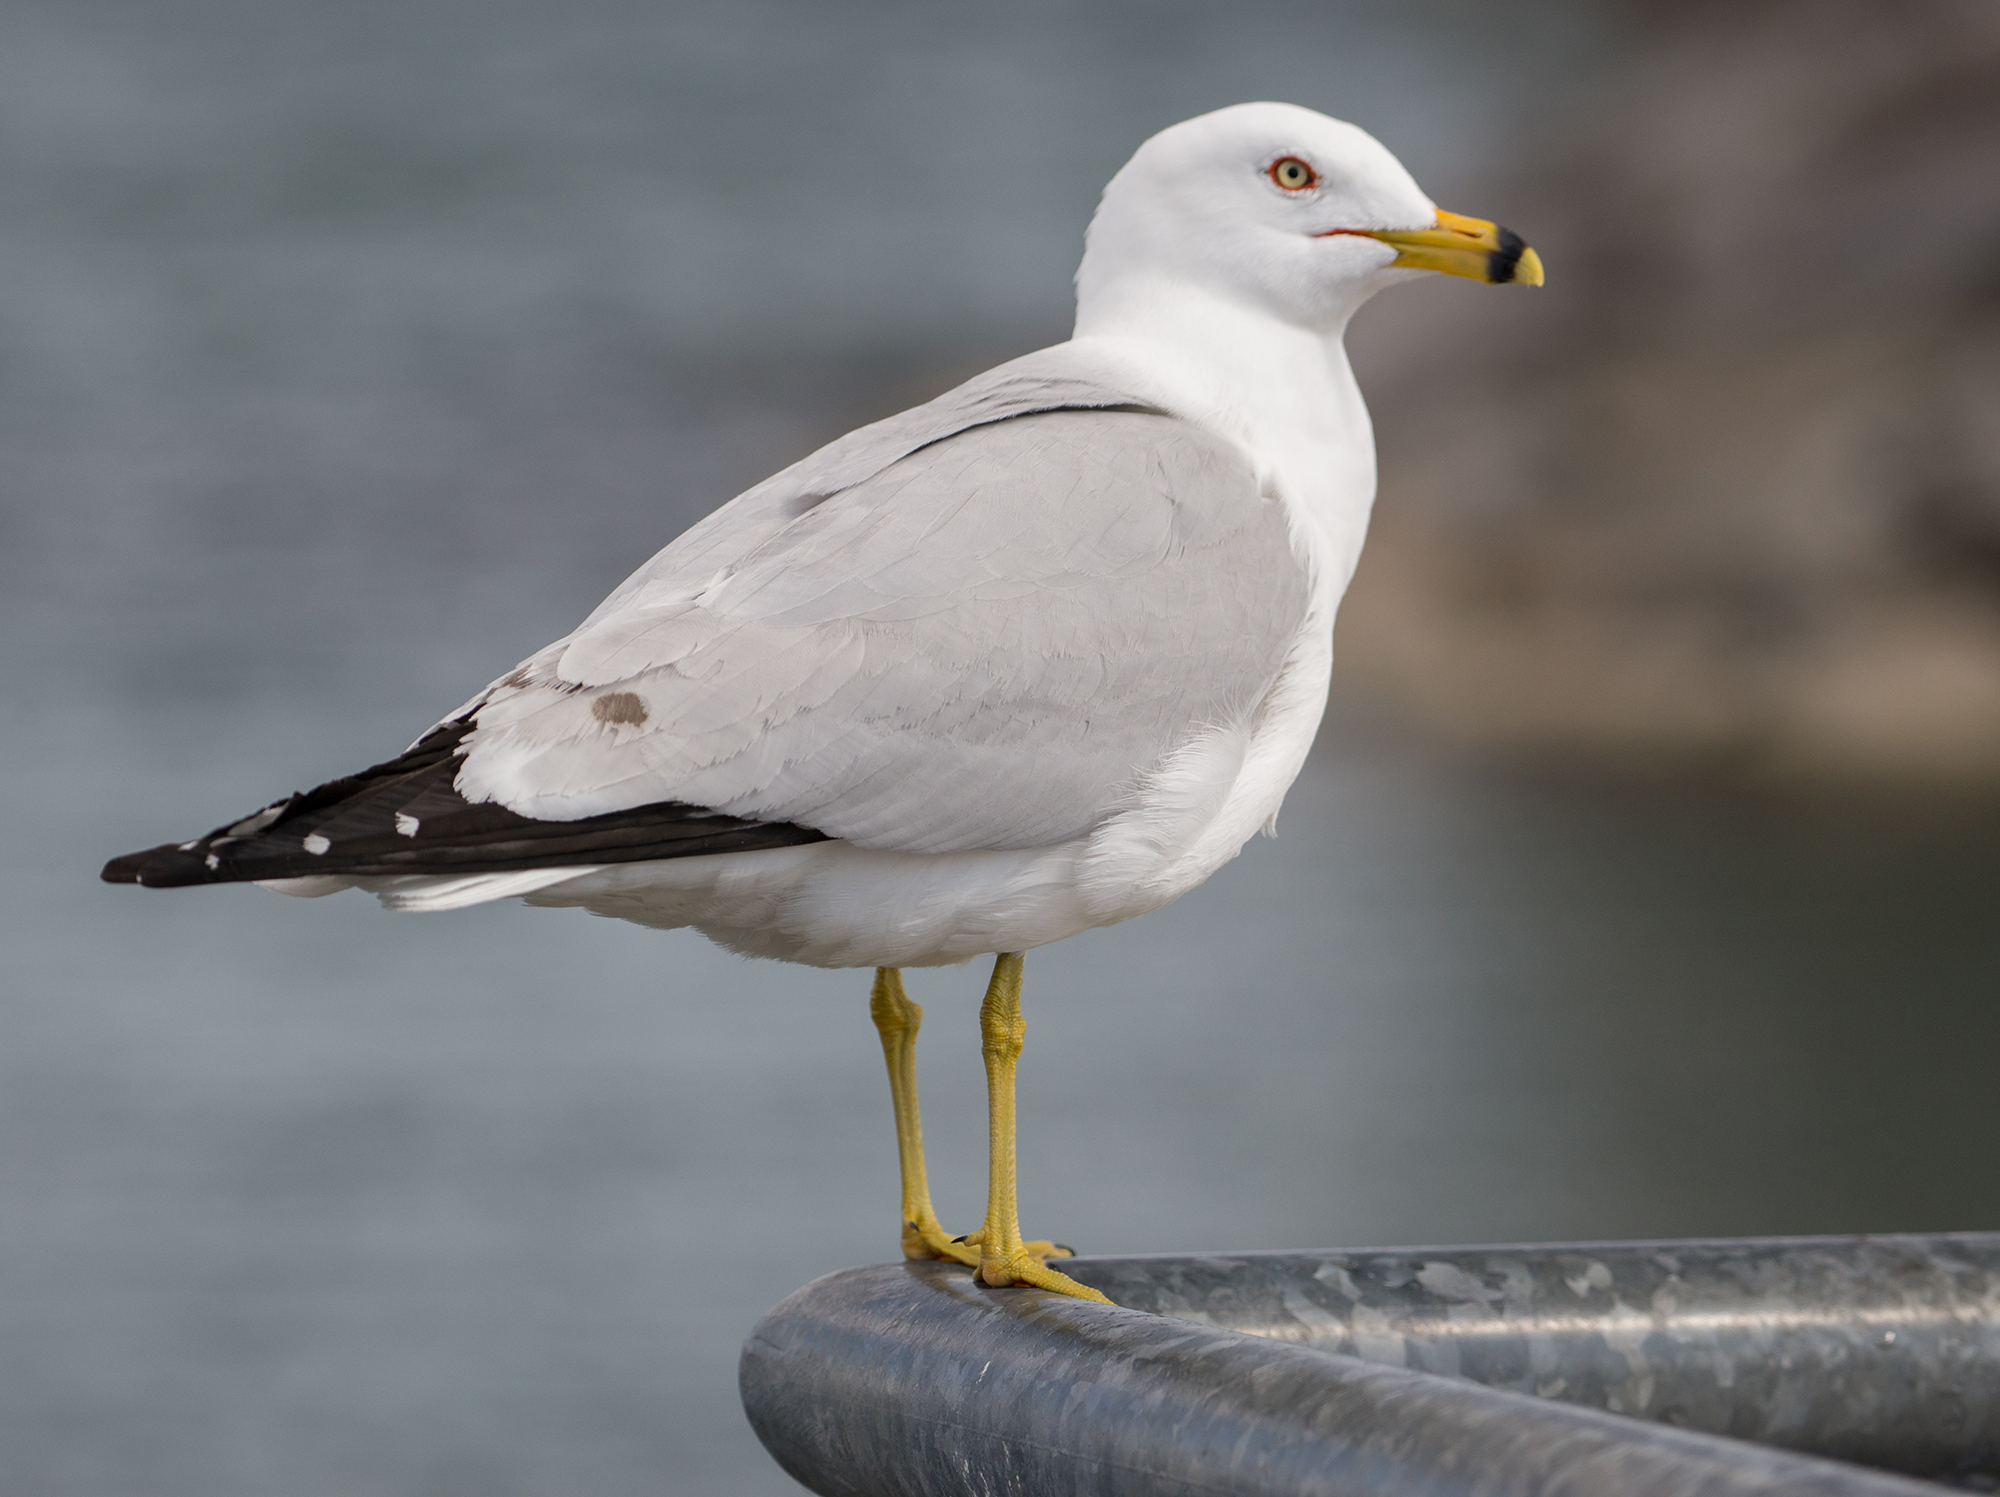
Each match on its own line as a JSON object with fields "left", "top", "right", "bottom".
{"left": 517, "top": 840, "right": 1094, "bottom": 968}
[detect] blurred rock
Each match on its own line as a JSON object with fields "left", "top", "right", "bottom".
{"left": 1341, "top": 0, "right": 2000, "bottom": 784}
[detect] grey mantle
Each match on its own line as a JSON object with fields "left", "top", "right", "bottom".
{"left": 740, "top": 1233, "right": 2000, "bottom": 1497}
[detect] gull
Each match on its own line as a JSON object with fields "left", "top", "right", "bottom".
{"left": 104, "top": 102, "right": 1541, "bottom": 1303}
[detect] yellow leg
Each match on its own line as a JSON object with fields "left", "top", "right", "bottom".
{"left": 969, "top": 954, "right": 1112, "bottom": 1304}
{"left": 869, "top": 968, "right": 979, "bottom": 1265}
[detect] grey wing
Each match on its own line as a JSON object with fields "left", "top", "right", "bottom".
{"left": 452, "top": 407, "right": 1310, "bottom": 854}
{"left": 558, "top": 341, "right": 1179, "bottom": 634}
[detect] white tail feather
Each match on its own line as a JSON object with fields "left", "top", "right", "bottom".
{"left": 365, "top": 867, "right": 600, "bottom": 913}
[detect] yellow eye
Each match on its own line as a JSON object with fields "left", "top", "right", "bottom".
{"left": 1269, "top": 156, "right": 1316, "bottom": 191}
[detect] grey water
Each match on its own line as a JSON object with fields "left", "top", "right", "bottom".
{"left": 3, "top": 2, "right": 1998, "bottom": 1494}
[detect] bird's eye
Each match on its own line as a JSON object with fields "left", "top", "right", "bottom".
{"left": 1269, "top": 156, "right": 1317, "bottom": 192}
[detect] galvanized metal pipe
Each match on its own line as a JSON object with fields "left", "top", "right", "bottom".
{"left": 740, "top": 1234, "right": 2000, "bottom": 1497}
{"left": 1065, "top": 1234, "right": 2000, "bottom": 1480}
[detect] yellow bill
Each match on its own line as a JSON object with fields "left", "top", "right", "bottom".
{"left": 1339, "top": 209, "right": 1544, "bottom": 286}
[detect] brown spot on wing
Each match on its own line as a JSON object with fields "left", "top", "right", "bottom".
{"left": 592, "top": 691, "right": 648, "bottom": 726}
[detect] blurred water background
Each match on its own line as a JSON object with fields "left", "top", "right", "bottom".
{"left": 4, "top": 1, "right": 1998, "bottom": 1493}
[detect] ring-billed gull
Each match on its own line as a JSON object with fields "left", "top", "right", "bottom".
{"left": 105, "top": 102, "right": 1541, "bottom": 1303}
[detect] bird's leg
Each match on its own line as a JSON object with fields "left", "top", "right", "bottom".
{"left": 869, "top": 968, "right": 979, "bottom": 1265}
{"left": 964, "top": 954, "right": 1112, "bottom": 1303}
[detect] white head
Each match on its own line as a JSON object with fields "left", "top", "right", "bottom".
{"left": 1074, "top": 102, "right": 1539, "bottom": 340}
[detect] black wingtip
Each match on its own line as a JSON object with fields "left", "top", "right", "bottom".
{"left": 102, "top": 848, "right": 188, "bottom": 884}
{"left": 101, "top": 842, "right": 223, "bottom": 888}
{"left": 99, "top": 713, "right": 831, "bottom": 890}
{"left": 101, "top": 852, "right": 145, "bottom": 885}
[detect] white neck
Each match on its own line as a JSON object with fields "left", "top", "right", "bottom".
{"left": 1070, "top": 274, "right": 1380, "bottom": 592}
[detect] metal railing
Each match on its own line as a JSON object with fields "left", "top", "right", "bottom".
{"left": 741, "top": 1232, "right": 2000, "bottom": 1496}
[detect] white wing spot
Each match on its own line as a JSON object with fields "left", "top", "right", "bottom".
{"left": 302, "top": 834, "right": 331, "bottom": 856}
{"left": 205, "top": 853, "right": 220, "bottom": 870}
{"left": 226, "top": 803, "right": 285, "bottom": 837}
{"left": 395, "top": 813, "right": 420, "bottom": 837}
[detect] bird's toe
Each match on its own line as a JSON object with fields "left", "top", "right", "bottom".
{"left": 976, "top": 1250, "right": 1113, "bottom": 1305}
{"left": 902, "top": 1217, "right": 981, "bottom": 1266}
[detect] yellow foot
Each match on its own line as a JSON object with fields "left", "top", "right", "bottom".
{"left": 976, "top": 1245, "right": 1113, "bottom": 1304}
{"left": 956, "top": 1227, "right": 1074, "bottom": 1264}
{"left": 901, "top": 1215, "right": 980, "bottom": 1267}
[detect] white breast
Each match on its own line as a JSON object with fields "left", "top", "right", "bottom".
{"left": 1061, "top": 319, "right": 1378, "bottom": 924}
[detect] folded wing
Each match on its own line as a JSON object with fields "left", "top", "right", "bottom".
{"left": 456, "top": 402, "right": 1309, "bottom": 853}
